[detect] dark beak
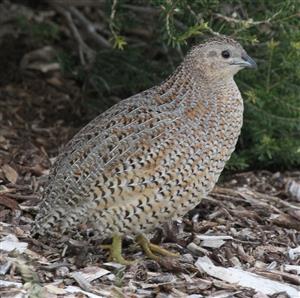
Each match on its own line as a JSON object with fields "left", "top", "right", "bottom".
{"left": 241, "top": 53, "right": 257, "bottom": 69}
{"left": 231, "top": 53, "right": 257, "bottom": 69}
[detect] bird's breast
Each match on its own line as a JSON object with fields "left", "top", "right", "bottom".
{"left": 175, "top": 91, "right": 244, "bottom": 194}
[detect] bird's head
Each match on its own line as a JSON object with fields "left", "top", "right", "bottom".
{"left": 186, "top": 36, "right": 257, "bottom": 81}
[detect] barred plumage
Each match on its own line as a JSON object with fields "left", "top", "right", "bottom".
{"left": 32, "top": 37, "right": 256, "bottom": 241}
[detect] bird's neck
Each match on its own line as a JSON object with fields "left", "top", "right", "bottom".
{"left": 156, "top": 63, "right": 242, "bottom": 111}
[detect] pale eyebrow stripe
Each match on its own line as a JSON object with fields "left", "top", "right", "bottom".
{"left": 208, "top": 50, "right": 217, "bottom": 57}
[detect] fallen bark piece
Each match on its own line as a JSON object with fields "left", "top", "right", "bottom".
{"left": 253, "top": 293, "right": 269, "bottom": 298}
{"left": 286, "top": 179, "right": 300, "bottom": 201}
{"left": 256, "top": 269, "right": 300, "bottom": 285}
{"left": 0, "top": 234, "right": 28, "bottom": 253}
{"left": 271, "top": 213, "right": 300, "bottom": 231}
{"left": 72, "top": 266, "right": 111, "bottom": 282}
{"left": 65, "top": 285, "right": 109, "bottom": 298}
{"left": 0, "top": 279, "right": 23, "bottom": 288}
{"left": 0, "top": 290, "right": 27, "bottom": 298}
{"left": 201, "top": 239, "right": 226, "bottom": 248}
{"left": 45, "top": 284, "right": 67, "bottom": 295}
{"left": 288, "top": 246, "right": 300, "bottom": 260}
{"left": 187, "top": 242, "right": 209, "bottom": 255}
{"left": 195, "top": 235, "right": 233, "bottom": 241}
{"left": 0, "top": 194, "right": 19, "bottom": 210}
{"left": 195, "top": 256, "right": 300, "bottom": 296}
{"left": 102, "top": 262, "right": 125, "bottom": 270}
{"left": 195, "top": 235, "right": 233, "bottom": 248}
{"left": 0, "top": 259, "right": 12, "bottom": 274}
{"left": 284, "top": 265, "right": 300, "bottom": 275}
{"left": 69, "top": 270, "right": 113, "bottom": 297}
{"left": 70, "top": 271, "right": 92, "bottom": 291}
{"left": 206, "top": 290, "right": 241, "bottom": 298}
{"left": 136, "top": 289, "right": 155, "bottom": 296}
{"left": 138, "top": 274, "right": 177, "bottom": 289}
{"left": 0, "top": 221, "right": 12, "bottom": 227}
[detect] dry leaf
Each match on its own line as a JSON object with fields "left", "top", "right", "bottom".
{"left": 0, "top": 194, "right": 19, "bottom": 210}
{"left": 286, "top": 179, "right": 300, "bottom": 201}
{"left": 2, "top": 164, "right": 18, "bottom": 184}
{"left": 271, "top": 213, "right": 300, "bottom": 231}
{"left": 45, "top": 284, "right": 67, "bottom": 295}
{"left": 0, "top": 234, "right": 28, "bottom": 253}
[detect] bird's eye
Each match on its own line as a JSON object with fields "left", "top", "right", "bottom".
{"left": 221, "top": 50, "right": 230, "bottom": 59}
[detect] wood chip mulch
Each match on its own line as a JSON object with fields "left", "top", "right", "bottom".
{"left": 0, "top": 3, "right": 299, "bottom": 294}
{"left": 0, "top": 77, "right": 299, "bottom": 298}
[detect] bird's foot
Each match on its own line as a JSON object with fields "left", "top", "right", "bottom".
{"left": 135, "top": 234, "right": 179, "bottom": 261}
{"left": 100, "top": 234, "right": 135, "bottom": 265}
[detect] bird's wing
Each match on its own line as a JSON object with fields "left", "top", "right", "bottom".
{"left": 43, "top": 89, "right": 186, "bottom": 208}
{"left": 34, "top": 86, "right": 210, "bottom": 236}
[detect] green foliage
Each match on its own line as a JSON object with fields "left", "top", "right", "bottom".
{"left": 17, "top": 16, "right": 60, "bottom": 43}
{"left": 56, "top": 51, "right": 78, "bottom": 76}
{"left": 224, "top": 153, "right": 249, "bottom": 171}
{"left": 231, "top": 1, "right": 300, "bottom": 170}
{"left": 82, "top": 47, "right": 170, "bottom": 112}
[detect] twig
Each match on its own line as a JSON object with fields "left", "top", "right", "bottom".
{"left": 51, "top": 0, "right": 106, "bottom": 6}
{"left": 214, "top": 13, "right": 279, "bottom": 26}
{"left": 213, "top": 186, "right": 300, "bottom": 211}
{"left": 122, "top": 4, "right": 159, "bottom": 15}
{"left": 256, "top": 269, "right": 300, "bottom": 285}
{"left": 68, "top": 7, "right": 111, "bottom": 49}
{"left": 52, "top": 4, "right": 95, "bottom": 65}
{"left": 49, "top": 2, "right": 112, "bottom": 64}
{"left": 246, "top": 188, "right": 300, "bottom": 211}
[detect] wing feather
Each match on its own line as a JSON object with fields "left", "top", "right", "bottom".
{"left": 40, "top": 91, "right": 184, "bottom": 219}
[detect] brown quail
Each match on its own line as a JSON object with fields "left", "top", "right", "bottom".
{"left": 32, "top": 37, "right": 256, "bottom": 263}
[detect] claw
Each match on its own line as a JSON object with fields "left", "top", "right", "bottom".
{"left": 100, "top": 235, "right": 135, "bottom": 265}
{"left": 135, "top": 234, "right": 179, "bottom": 261}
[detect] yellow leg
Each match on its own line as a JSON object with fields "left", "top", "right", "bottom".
{"left": 135, "top": 234, "right": 178, "bottom": 261}
{"left": 100, "top": 234, "right": 135, "bottom": 265}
